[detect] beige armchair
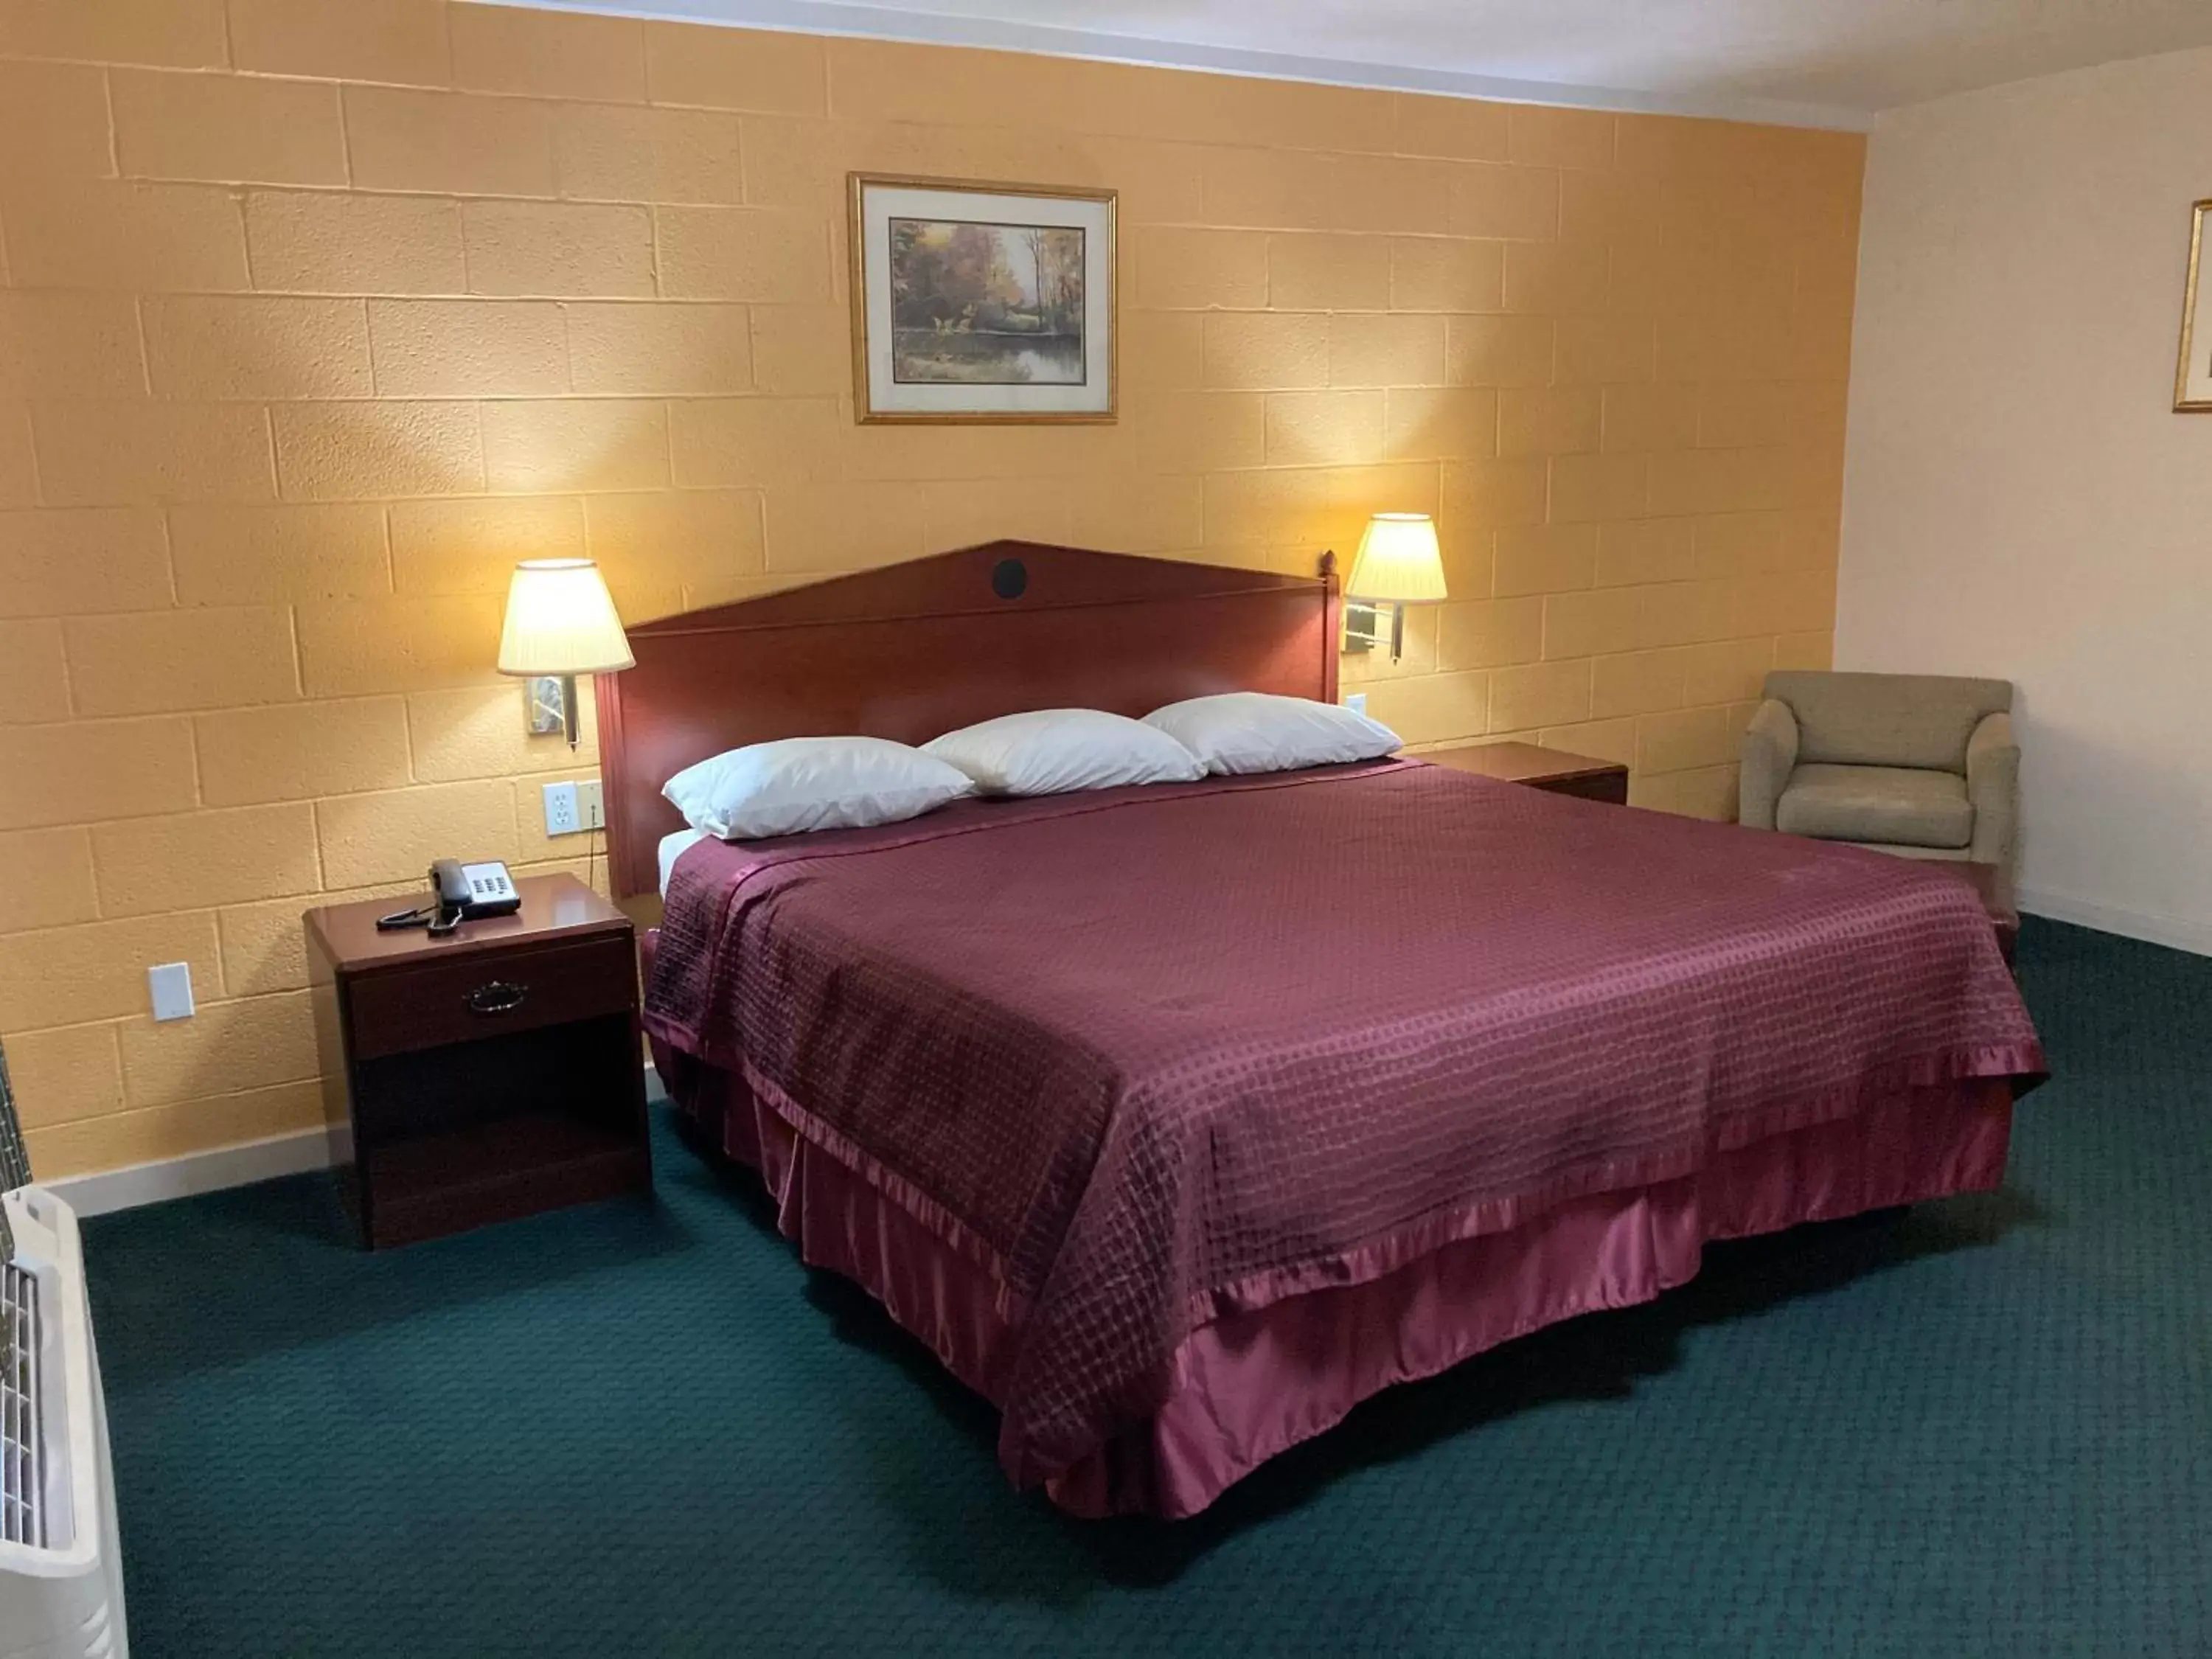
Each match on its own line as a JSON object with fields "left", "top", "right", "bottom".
{"left": 1739, "top": 671, "right": 2017, "bottom": 877}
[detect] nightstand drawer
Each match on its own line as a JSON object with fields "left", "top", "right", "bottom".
{"left": 346, "top": 936, "right": 636, "bottom": 1061}
{"left": 1537, "top": 770, "right": 1630, "bottom": 805}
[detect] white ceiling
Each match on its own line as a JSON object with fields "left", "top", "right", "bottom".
{"left": 528, "top": 0, "right": 2212, "bottom": 128}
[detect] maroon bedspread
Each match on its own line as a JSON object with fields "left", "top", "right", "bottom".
{"left": 645, "top": 760, "right": 2044, "bottom": 1491}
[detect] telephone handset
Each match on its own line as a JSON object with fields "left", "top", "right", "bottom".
{"left": 375, "top": 859, "right": 521, "bottom": 936}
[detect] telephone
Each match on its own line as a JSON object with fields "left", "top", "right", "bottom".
{"left": 375, "top": 859, "right": 521, "bottom": 936}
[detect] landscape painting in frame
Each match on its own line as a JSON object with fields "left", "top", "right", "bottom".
{"left": 851, "top": 175, "right": 1116, "bottom": 423}
{"left": 2176, "top": 198, "right": 2212, "bottom": 411}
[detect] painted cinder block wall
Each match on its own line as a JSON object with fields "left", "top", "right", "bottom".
{"left": 0, "top": 0, "right": 1861, "bottom": 1178}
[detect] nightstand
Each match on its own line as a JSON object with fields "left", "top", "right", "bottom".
{"left": 305, "top": 873, "right": 651, "bottom": 1250}
{"left": 1417, "top": 740, "right": 1631, "bottom": 804}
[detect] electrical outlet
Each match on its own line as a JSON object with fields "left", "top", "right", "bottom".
{"left": 148, "top": 961, "right": 195, "bottom": 1022}
{"left": 1343, "top": 692, "right": 1368, "bottom": 717}
{"left": 542, "top": 780, "right": 581, "bottom": 837}
{"left": 577, "top": 778, "right": 604, "bottom": 831}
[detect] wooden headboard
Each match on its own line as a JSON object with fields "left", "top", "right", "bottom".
{"left": 594, "top": 540, "right": 1340, "bottom": 904}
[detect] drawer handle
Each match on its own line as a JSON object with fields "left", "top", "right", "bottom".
{"left": 465, "top": 981, "right": 528, "bottom": 1016}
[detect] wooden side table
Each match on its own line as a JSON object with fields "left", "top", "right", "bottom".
{"left": 1416, "top": 740, "right": 1631, "bottom": 804}
{"left": 306, "top": 873, "right": 651, "bottom": 1249}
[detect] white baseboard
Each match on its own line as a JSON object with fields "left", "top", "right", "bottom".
{"left": 48, "top": 1124, "right": 352, "bottom": 1220}
{"left": 2017, "top": 886, "right": 2212, "bottom": 958}
{"left": 45, "top": 1061, "right": 671, "bottom": 1219}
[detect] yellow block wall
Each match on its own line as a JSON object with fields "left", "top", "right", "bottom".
{"left": 0, "top": 0, "right": 1860, "bottom": 1178}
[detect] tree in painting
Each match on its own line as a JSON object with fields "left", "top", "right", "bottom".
{"left": 887, "top": 217, "right": 1085, "bottom": 385}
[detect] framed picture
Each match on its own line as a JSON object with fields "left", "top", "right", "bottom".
{"left": 848, "top": 173, "right": 1116, "bottom": 424}
{"left": 2175, "top": 199, "right": 2212, "bottom": 411}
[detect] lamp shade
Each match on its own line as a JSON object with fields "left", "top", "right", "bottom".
{"left": 1345, "top": 513, "right": 1447, "bottom": 604}
{"left": 497, "top": 560, "right": 635, "bottom": 676}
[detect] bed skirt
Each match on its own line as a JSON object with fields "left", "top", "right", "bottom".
{"left": 650, "top": 1037, "right": 2014, "bottom": 1520}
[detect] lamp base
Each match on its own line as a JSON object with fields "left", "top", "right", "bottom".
{"left": 1342, "top": 602, "right": 1407, "bottom": 661}
{"left": 525, "top": 674, "right": 584, "bottom": 747}
{"left": 525, "top": 675, "right": 565, "bottom": 737}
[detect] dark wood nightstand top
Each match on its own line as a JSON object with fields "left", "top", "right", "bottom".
{"left": 306, "top": 873, "right": 629, "bottom": 975}
{"left": 1415, "top": 740, "right": 1630, "bottom": 790}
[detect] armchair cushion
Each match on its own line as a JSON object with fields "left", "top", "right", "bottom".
{"left": 1775, "top": 763, "right": 1974, "bottom": 849}
{"left": 1765, "top": 670, "right": 2011, "bottom": 773}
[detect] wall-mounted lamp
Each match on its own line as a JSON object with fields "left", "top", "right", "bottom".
{"left": 1343, "top": 512, "right": 1447, "bottom": 662}
{"left": 496, "top": 559, "right": 634, "bottom": 749}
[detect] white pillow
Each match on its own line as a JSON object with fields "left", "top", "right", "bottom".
{"left": 922, "top": 708, "right": 1206, "bottom": 796}
{"left": 662, "top": 736, "right": 975, "bottom": 841}
{"left": 1144, "top": 692, "right": 1402, "bottom": 776}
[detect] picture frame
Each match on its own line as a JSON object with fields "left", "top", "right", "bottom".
{"left": 848, "top": 173, "right": 1116, "bottom": 425}
{"left": 2174, "top": 198, "right": 2212, "bottom": 412}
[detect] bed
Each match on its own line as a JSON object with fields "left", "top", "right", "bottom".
{"left": 601, "top": 540, "right": 2045, "bottom": 1519}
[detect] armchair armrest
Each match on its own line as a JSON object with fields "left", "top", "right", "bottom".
{"left": 1966, "top": 710, "right": 2019, "bottom": 872}
{"left": 1738, "top": 698, "right": 1799, "bottom": 829}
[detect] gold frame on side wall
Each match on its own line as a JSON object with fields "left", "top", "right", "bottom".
{"left": 847, "top": 172, "right": 1119, "bottom": 425}
{"left": 2173, "top": 198, "right": 2212, "bottom": 412}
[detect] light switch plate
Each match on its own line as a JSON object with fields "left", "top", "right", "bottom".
{"left": 542, "top": 780, "right": 581, "bottom": 836}
{"left": 1343, "top": 692, "right": 1368, "bottom": 716}
{"left": 148, "top": 961, "right": 195, "bottom": 1023}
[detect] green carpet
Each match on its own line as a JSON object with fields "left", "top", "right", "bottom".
{"left": 84, "top": 919, "right": 2211, "bottom": 1657}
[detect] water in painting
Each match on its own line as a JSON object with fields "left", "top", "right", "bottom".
{"left": 888, "top": 218, "right": 1085, "bottom": 385}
